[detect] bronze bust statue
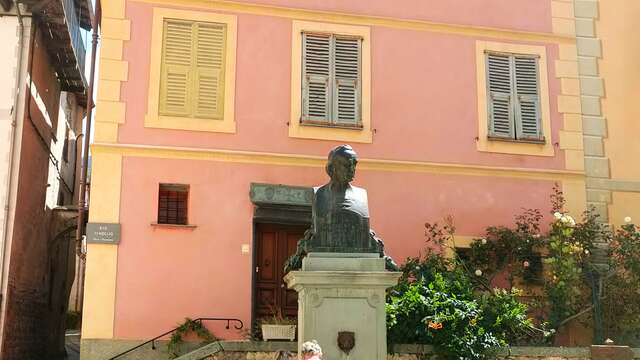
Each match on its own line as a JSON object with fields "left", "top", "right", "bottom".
{"left": 284, "top": 145, "right": 397, "bottom": 271}
{"left": 310, "top": 145, "right": 376, "bottom": 253}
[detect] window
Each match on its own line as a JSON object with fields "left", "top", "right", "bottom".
{"left": 158, "top": 184, "right": 189, "bottom": 225}
{"left": 160, "top": 19, "right": 226, "bottom": 120}
{"left": 486, "top": 51, "right": 543, "bottom": 142}
{"left": 301, "top": 33, "right": 362, "bottom": 128}
{"left": 289, "top": 21, "right": 372, "bottom": 143}
{"left": 145, "top": 8, "right": 237, "bottom": 133}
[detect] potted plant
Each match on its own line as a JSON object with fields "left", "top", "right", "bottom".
{"left": 260, "top": 307, "right": 297, "bottom": 341}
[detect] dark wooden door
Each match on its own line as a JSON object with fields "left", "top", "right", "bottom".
{"left": 255, "top": 223, "right": 305, "bottom": 320}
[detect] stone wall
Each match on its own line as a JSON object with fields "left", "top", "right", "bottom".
{"left": 81, "top": 340, "right": 640, "bottom": 360}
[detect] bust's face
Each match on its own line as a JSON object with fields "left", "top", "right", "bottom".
{"left": 331, "top": 153, "right": 357, "bottom": 185}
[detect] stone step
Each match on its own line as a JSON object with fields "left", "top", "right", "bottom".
{"left": 174, "top": 342, "right": 223, "bottom": 360}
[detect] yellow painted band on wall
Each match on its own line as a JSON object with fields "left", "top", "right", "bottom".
{"left": 81, "top": 152, "right": 123, "bottom": 339}
{"left": 91, "top": 142, "right": 585, "bottom": 181}
{"left": 81, "top": 245, "right": 119, "bottom": 339}
{"left": 130, "top": 0, "right": 575, "bottom": 45}
{"left": 563, "top": 179, "right": 588, "bottom": 217}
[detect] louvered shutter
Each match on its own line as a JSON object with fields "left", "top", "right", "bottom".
{"left": 160, "top": 20, "right": 193, "bottom": 117}
{"left": 302, "top": 33, "right": 331, "bottom": 122}
{"left": 486, "top": 53, "right": 515, "bottom": 139}
{"left": 333, "top": 37, "right": 361, "bottom": 126}
{"left": 514, "top": 56, "right": 542, "bottom": 140}
{"left": 194, "top": 22, "right": 226, "bottom": 119}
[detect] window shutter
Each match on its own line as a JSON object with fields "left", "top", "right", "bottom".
{"left": 160, "top": 20, "right": 193, "bottom": 117}
{"left": 514, "top": 56, "right": 542, "bottom": 140}
{"left": 333, "top": 37, "right": 361, "bottom": 126}
{"left": 194, "top": 22, "right": 226, "bottom": 119}
{"left": 486, "top": 53, "right": 515, "bottom": 139}
{"left": 302, "top": 33, "right": 331, "bottom": 122}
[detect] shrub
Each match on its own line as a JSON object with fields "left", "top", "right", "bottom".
{"left": 386, "top": 221, "right": 534, "bottom": 359}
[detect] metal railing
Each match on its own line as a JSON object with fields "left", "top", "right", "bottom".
{"left": 61, "top": 0, "right": 87, "bottom": 78}
{"left": 107, "top": 317, "right": 244, "bottom": 360}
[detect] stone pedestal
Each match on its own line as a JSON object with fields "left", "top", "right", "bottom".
{"left": 284, "top": 253, "right": 401, "bottom": 360}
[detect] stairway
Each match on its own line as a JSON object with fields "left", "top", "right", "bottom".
{"left": 174, "top": 342, "right": 223, "bottom": 360}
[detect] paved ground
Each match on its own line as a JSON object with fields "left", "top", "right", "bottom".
{"left": 65, "top": 331, "right": 81, "bottom": 360}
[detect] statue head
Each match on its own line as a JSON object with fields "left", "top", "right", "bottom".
{"left": 326, "top": 145, "right": 358, "bottom": 186}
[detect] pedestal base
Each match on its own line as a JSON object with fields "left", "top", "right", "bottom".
{"left": 284, "top": 254, "right": 400, "bottom": 360}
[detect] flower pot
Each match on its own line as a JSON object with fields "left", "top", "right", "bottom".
{"left": 261, "top": 324, "right": 296, "bottom": 341}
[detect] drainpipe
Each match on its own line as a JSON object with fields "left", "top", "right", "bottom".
{"left": 0, "top": 0, "right": 26, "bottom": 306}
{"left": 75, "top": 0, "right": 101, "bottom": 314}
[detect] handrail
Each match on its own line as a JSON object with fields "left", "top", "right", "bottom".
{"left": 107, "top": 317, "right": 244, "bottom": 360}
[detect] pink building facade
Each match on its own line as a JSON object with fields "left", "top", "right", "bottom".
{"left": 83, "top": 0, "right": 591, "bottom": 356}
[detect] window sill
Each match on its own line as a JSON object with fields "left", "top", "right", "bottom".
{"left": 144, "top": 115, "right": 236, "bottom": 133}
{"left": 487, "top": 136, "right": 546, "bottom": 145}
{"left": 150, "top": 223, "right": 197, "bottom": 230}
{"left": 300, "top": 120, "right": 364, "bottom": 130}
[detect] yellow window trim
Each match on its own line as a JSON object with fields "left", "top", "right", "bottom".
{"left": 475, "top": 41, "right": 554, "bottom": 157}
{"left": 145, "top": 8, "right": 237, "bottom": 133}
{"left": 290, "top": 20, "right": 372, "bottom": 143}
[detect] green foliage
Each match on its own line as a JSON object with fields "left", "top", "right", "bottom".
{"left": 258, "top": 306, "right": 297, "bottom": 326}
{"left": 603, "top": 223, "right": 640, "bottom": 345}
{"left": 386, "top": 220, "right": 533, "bottom": 359}
{"left": 465, "top": 209, "right": 545, "bottom": 287}
{"left": 166, "top": 318, "right": 216, "bottom": 359}
{"left": 392, "top": 184, "right": 640, "bottom": 350}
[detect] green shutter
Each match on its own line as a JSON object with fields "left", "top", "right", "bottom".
{"left": 514, "top": 55, "right": 542, "bottom": 140}
{"left": 159, "top": 19, "right": 226, "bottom": 120}
{"left": 159, "top": 20, "right": 193, "bottom": 117}
{"left": 194, "top": 22, "right": 226, "bottom": 119}
{"left": 333, "top": 37, "right": 361, "bottom": 126}
{"left": 486, "top": 52, "right": 515, "bottom": 139}
{"left": 302, "top": 33, "right": 331, "bottom": 122}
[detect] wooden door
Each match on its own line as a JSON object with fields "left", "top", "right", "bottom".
{"left": 255, "top": 223, "right": 306, "bottom": 320}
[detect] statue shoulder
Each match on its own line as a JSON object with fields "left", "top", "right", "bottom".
{"left": 350, "top": 185, "right": 368, "bottom": 199}
{"left": 313, "top": 184, "right": 331, "bottom": 197}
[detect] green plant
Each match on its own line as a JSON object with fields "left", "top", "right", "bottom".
{"left": 258, "top": 305, "right": 296, "bottom": 326}
{"left": 166, "top": 318, "right": 216, "bottom": 359}
{"left": 386, "top": 220, "right": 535, "bottom": 359}
{"left": 465, "top": 208, "right": 545, "bottom": 288}
{"left": 603, "top": 222, "right": 640, "bottom": 345}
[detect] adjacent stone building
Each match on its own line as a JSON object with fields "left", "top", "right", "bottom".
{"left": 0, "top": 0, "right": 92, "bottom": 358}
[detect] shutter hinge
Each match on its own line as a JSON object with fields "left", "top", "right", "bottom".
{"left": 255, "top": 266, "right": 259, "bottom": 273}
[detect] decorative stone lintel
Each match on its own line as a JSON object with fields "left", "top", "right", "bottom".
{"left": 284, "top": 270, "right": 400, "bottom": 290}
{"left": 249, "top": 183, "right": 313, "bottom": 207}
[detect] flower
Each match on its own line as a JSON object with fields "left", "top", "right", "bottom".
{"left": 523, "top": 261, "right": 530, "bottom": 268}
{"left": 470, "top": 318, "right": 477, "bottom": 326}
{"left": 481, "top": 238, "right": 487, "bottom": 245}
{"left": 554, "top": 212, "right": 562, "bottom": 220}
{"left": 624, "top": 216, "right": 632, "bottom": 224}
{"left": 560, "top": 216, "right": 569, "bottom": 223}
{"left": 533, "top": 234, "right": 541, "bottom": 239}
{"left": 475, "top": 269, "right": 483, "bottom": 276}
{"left": 427, "top": 321, "right": 443, "bottom": 330}
{"left": 584, "top": 249, "right": 590, "bottom": 255}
